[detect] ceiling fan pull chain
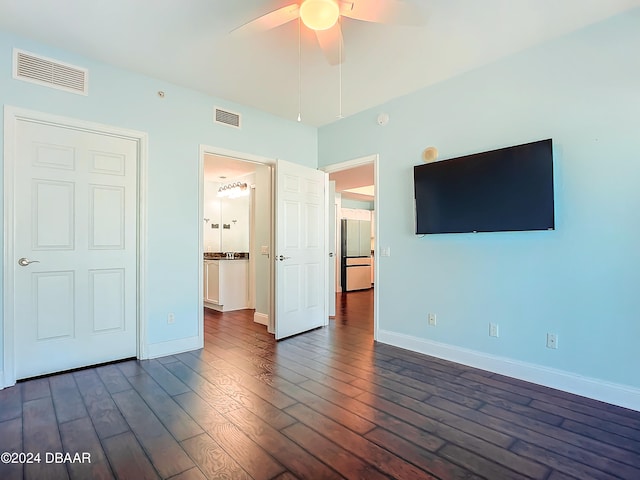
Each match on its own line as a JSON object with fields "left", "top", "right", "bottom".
{"left": 297, "top": 16, "right": 302, "bottom": 122}
{"left": 338, "top": 16, "right": 343, "bottom": 119}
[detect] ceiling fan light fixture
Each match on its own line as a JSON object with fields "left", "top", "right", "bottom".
{"left": 300, "top": 0, "right": 340, "bottom": 31}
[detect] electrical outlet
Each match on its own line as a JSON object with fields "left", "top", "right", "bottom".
{"left": 428, "top": 313, "right": 436, "bottom": 326}
{"left": 167, "top": 313, "right": 175, "bottom": 324}
{"left": 489, "top": 323, "right": 499, "bottom": 338}
{"left": 546, "top": 333, "right": 558, "bottom": 349}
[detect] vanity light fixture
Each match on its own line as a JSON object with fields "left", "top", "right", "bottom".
{"left": 217, "top": 181, "right": 249, "bottom": 198}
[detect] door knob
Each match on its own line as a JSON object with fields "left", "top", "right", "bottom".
{"left": 18, "top": 257, "right": 40, "bottom": 266}
{"left": 277, "top": 255, "right": 291, "bottom": 261}
{"left": 329, "top": 252, "right": 334, "bottom": 257}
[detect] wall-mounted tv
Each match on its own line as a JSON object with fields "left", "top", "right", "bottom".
{"left": 414, "top": 139, "right": 554, "bottom": 234}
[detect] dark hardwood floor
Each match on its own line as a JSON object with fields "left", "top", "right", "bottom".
{"left": 1, "top": 288, "right": 639, "bottom": 479}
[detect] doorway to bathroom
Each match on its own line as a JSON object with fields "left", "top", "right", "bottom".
{"left": 200, "top": 147, "right": 330, "bottom": 340}
{"left": 202, "top": 153, "right": 272, "bottom": 327}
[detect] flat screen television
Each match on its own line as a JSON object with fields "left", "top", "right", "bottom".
{"left": 414, "top": 139, "right": 554, "bottom": 234}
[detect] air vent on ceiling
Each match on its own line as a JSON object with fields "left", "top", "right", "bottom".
{"left": 13, "top": 49, "right": 88, "bottom": 95}
{"left": 214, "top": 107, "right": 241, "bottom": 128}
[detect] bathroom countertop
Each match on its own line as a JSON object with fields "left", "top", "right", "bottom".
{"left": 204, "top": 252, "right": 249, "bottom": 260}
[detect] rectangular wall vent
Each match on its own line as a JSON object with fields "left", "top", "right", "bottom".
{"left": 13, "top": 49, "right": 88, "bottom": 95}
{"left": 214, "top": 107, "right": 241, "bottom": 128}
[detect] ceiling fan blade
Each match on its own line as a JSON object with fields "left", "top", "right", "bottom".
{"left": 231, "top": 3, "right": 300, "bottom": 36}
{"left": 315, "top": 22, "right": 345, "bottom": 65}
{"left": 340, "top": 0, "right": 424, "bottom": 26}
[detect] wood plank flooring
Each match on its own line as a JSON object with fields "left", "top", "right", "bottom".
{"left": 1, "top": 288, "right": 639, "bottom": 479}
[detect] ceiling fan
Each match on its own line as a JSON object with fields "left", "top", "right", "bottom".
{"left": 232, "top": 0, "right": 423, "bottom": 65}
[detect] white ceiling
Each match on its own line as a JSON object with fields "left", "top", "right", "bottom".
{"left": 203, "top": 155, "right": 259, "bottom": 183}
{"left": 1, "top": 0, "right": 639, "bottom": 127}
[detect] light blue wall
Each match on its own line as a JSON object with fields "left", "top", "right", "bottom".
{"left": 319, "top": 10, "right": 640, "bottom": 388}
{"left": 0, "top": 31, "right": 317, "bottom": 358}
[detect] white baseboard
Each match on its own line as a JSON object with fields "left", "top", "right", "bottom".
{"left": 204, "top": 303, "right": 250, "bottom": 313}
{"left": 254, "top": 311, "right": 268, "bottom": 326}
{"left": 143, "top": 335, "right": 203, "bottom": 360}
{"left": 204, "top": 302, "right": 223, "bottom": 312}
{"left": 377, "top": 329, "right": 640, "bottom": 412}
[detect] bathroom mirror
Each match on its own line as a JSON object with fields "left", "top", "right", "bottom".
{"left": 204, "top": 182, "right": 250, "bottom": 253}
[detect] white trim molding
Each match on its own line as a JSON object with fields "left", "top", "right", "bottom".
{"left": 321, "top": 154, "right": 377, "bottom": 174}
{"left": 254, "top": 311, "right": 269, "bottom": 326}
{"left": 377, "top": 329, "right": 640, "bottom": 412}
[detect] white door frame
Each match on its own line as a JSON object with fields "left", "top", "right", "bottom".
{"left": 2, "top": 106, "right": 148, "bottom": 389}
{"left": 199, "top": 145, "right": 276, "bottom": 330}
{"left": 321, "top": 154, "right": 380, "bottom": 341}
{"left": 328, "top": 180, "right": 336, "bottom": 317}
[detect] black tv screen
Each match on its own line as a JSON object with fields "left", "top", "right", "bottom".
{"left": 414, "top": 139, "right": 554, "bottom": 234}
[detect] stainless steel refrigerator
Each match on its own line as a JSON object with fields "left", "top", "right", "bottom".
{"left": 341, "top": 219, "right": 372, "bottom": 291}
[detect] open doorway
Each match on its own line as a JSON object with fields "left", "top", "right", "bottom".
{"left": 322, "top": 155, "right": 378, "bottom": 339}
{"left": 201, "top": 152, "right": 273, "bottom": 330}
{"left": 199, "top": 147, "right": 331, "bottom": 341}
